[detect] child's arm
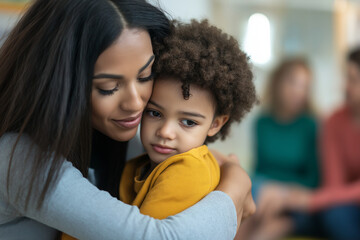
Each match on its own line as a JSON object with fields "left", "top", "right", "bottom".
{"left": 139, "top": 157, "right": 219, "bottom": 219}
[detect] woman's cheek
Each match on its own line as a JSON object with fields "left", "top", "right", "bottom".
{"left": 91, "top": 93, "right": 116, "bottom": 120}
{"left": 140, "top": 81, "right": 154, "bottom": 103}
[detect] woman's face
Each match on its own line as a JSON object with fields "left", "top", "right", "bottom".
{"left": 346, "top": 61, "right": 360, "bottom": 109}
{"left": 278, "top": 65, "right": 311, "bottom": 115}
{"left": 92, "top": 28, "right": 154, "bottom": 141}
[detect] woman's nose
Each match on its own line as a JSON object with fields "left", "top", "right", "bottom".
{"left": 156, "top": 121, "right": 176, "bottom": 140}
{"left": 120, "top": 82, "right": 143, "bottom": 113}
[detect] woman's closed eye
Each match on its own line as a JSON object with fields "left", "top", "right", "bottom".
{"left": 181, "top": 119, "right": 198, "bottom": 127}
{"left": 97, "top": 85, "right": 119, "bottom": 96}
{"left": 138, "top": 72, "right": 154, "bottom": 82}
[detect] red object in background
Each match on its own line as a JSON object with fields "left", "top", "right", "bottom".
{"left": 311, "top": 105, "right": 360, "bottom": 210}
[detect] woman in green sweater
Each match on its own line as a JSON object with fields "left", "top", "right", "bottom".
{"left": 238, "top": 58, "right": 321, "bottom": 240}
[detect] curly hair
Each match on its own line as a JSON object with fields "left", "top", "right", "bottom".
{"left": 153, "top": 20, "right": 257, "bottom": 143}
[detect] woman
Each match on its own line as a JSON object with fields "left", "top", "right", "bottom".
{"left": 0, "top": 0, "right": 255, "bottom": 239}
{"left": 288, "top": 49, "right": 360, "bottom": 240}
{"left": 237, "top": 58, "right": 320, "bottom": 240}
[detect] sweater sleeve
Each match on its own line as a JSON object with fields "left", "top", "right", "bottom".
{"left": 0, "top": 134, "right": 237, "bottom": 240}
{"left": 310, "top": 116, "right": 360, "bottom": 210}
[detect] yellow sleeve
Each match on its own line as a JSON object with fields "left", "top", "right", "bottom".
{"left": 139, "top": 157, "right": 215, "bottom": 219}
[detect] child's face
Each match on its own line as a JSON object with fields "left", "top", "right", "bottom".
{"left": 140, "top": 77, "right": 228, "bottom": 164}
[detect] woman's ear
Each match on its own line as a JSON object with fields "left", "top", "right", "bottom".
{"left": 207, "top": 115, "right": 229, "bottom": 137}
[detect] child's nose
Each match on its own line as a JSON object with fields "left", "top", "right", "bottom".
{"left": 156, "top": 121, "right": 176, "bottom": 140}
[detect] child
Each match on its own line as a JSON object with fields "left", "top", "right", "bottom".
{"left": 62, "top": 19, "right": 255, "bottom": 239}
{"left": 119, "top": 20, "right": 256, "bottom": 219}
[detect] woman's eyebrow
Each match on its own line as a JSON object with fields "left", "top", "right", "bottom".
{"left": 138, "top": 55, "right": 155, "bottom": 73}
{"left": 93, "top": 73, "right": 124, "bottom": 80}
{"left": 93, "top": 55, "right": 154, "bottom": 79}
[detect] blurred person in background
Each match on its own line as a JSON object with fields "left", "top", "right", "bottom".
{"left": 286, "top": 48, "right": 360, "bottom": 240}
{"left": 237, "top": 58, "right": 321, "bottom": 240}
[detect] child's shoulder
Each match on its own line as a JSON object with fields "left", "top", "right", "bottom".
{"left": 152, "top": 145, "right": 220, "bottom": 191}
{"left": 168, "top": 145, "right": 212, "bottom": 163}
{"left": 157, "top": 145, "right": 219, "bottom": 176}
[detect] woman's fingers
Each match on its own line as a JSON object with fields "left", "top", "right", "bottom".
{"left": 209, "top": 149, "right": 228, "bottom": 166}
{"left": 227, "top": 153, "right": 240, "bottom": 164}
{"left": 209, "top": 149, "right": 240, "bottom": 166}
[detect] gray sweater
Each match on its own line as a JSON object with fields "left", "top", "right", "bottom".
{"left": 0, "top": 133, "right": 237, "bottom": 240}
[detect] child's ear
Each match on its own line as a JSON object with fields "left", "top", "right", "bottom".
{"left": 207, "top": 115, "right": 229, "bottom": 137}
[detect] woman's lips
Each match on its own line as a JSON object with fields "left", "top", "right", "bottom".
{"left": 152, "top": 144, "right": 176, "bottom": 154}
{"left": 112, "top": 113, "right": 142, "bottom": 129}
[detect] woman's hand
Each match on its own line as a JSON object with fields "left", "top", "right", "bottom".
{"left": 215, "top": 158, "right": 256, "bottom": 230}
{"left": 210, "top": 149, "right": 240, "bottom": 166}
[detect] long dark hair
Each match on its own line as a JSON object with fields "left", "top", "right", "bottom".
{"left": 0, "top": 0, "right": 169, "bottom": 209}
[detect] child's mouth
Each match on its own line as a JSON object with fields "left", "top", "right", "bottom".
{"left": 151, "top": 144, "right": 176, "bottom": 154}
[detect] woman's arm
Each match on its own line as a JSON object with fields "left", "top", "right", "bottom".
{"left": 1, "top": 134, "right": 239, "bottom": 240}
{"left": 6, "top": 162, "right": 238, "bottom": 240}
{"left": 211, "top": 150, "right": 256, "bottom": 229}
{"left": 40, "top": 163, "right": 239, "bottom": 239}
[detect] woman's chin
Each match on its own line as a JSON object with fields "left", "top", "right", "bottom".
{"left": 111, "top": 126, "right": 139, "bottom": 142}
{"left": 97, "top": 125, "right": 139, "bottom": 142}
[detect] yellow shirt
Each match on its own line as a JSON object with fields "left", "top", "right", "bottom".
{"left": 119, "top": 145, "right": 220, "bottom": 219}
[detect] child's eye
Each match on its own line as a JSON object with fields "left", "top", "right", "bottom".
{"left": 181, "top": 119, "right": 198, "bottom": 127}
{"left": 97, "top": 86, "right": 119, "bottom": 96}
{"left": 146, "top": 109, "right": 162, "bottom": 118}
